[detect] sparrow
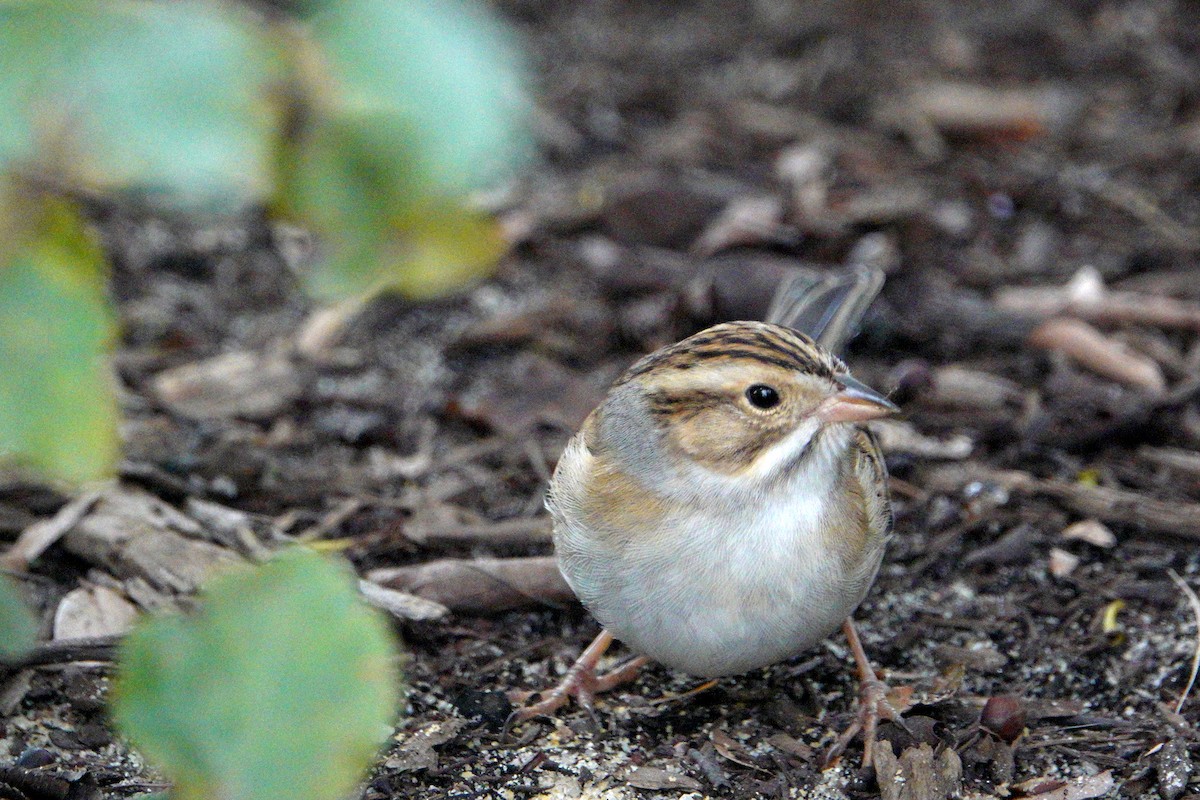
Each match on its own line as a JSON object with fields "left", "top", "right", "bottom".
{"left": 508, "top": 266, "right": 903, "bottom": 767}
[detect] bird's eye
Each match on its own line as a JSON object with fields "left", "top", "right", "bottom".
{"left": 745, "top": 384, "right": 780, "bottom": 409}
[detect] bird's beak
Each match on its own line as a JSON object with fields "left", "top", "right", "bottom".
{"left": 817, "top": 375, "right": 899, "bottom": 424}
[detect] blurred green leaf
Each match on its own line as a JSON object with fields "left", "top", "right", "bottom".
{"left": 389, "top": 200, "right": 507, "bottom": 298}
{"left": 288, "top": 111, "right": 507, "bottom": 298}
{"left": 111, "top": 548, "right": 401, "bottom": 800}
{"left": 307, "top": 0, "right": 530, "bottom": 196}
{"left": 0, "top": 0, "right": 284, "bottom": 213}
{"left": 284, "top": 0, "right": 529, "bottom": 298}
{"left": 0, "top": 200, "right": 117, "bottom": 483}
{"left": 0, "top": 575, "right": 37, "bottom": 662}
{"left": 0, "top": 175, "right": 39, "bottom": 266}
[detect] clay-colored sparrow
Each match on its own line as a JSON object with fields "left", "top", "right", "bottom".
{"left": 510, "top": 268, "right": 902, "bottom": 766}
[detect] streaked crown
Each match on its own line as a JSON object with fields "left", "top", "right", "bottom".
{"left": 617, "top": 321, "right": 845, "bottom": 387}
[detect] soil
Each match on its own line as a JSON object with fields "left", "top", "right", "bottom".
{"left": 5, "top": 1, "right": 1200, "bottom": 798}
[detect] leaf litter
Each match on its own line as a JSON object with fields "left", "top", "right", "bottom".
{"left": 5, "top": 1, "right": 1200, "bottom": 798}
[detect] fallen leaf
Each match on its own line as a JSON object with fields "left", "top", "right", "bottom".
{"left": 624, "top": 766, "right": 702, "bottom": 792}
{"left": 1015, "top": 770, "right": 1113, "bottom": 800}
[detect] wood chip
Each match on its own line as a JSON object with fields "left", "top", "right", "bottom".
{"left": 691, "top": 195, "right": 794, "bottom": 257}
{"left": 1048, "top": 547, "right": 1081, "bottom": 578}
{"left": 929, "top": 366, "right": 1023, "bottom": 409}
{"left": 871, "top": 420, "right": 974, "bottom": 460}
{"left": 623, "top": 766, "right": 702, "bottom": 792}
{"left": 1060, "top": 520, "right": 1116, "bottom": 548}
{"left": 1015, "top": 770, "right": 1113, "bottom": 800}
{"left": 185, "top": 498, "right": 271, "bottom": 558}
{"left": 965, "top": 524, "right": 1038, "bottom": 567}
{"left": 709, "top": 729, "right": 761, "bottom": 770}
{"left": 874, "top": 742, "right": 963, "bottom": 800}
{"left": 765, "top": 732, "right": 814, "bottom": 761}
{"left": 59, "top": 485, "right": 243, "bottom": 594}
{"left": 932, "top": 643, "right": 1008, "bottom": 671}
{"left": 152, "top": 348, "right": 307, "bottom": 420}
{"left": 358, "top": 580, "right": 449, "bottom": 622}
{"left": 1155, "top": 738, "right": 1191, "bottom": 800}
{"left": 294, "top": 297, "right": 368, "bottom": 364}
{"left": 902, "top": 82, "right": 1071, "bottom": 139}
{"left": 52, "top": 585, "right": 138, "bottom": 640}
{"left": 383, "top": 718, "right": 468, "bottom": 774}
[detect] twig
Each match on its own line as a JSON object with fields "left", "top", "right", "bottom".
{"left": 928, "top": 366, "right": 1023, "bottom": 410}
{"left": 367, "top": 556, "right": 574, "bottom": 614}
{"left": 923, "top": 462, "right": 1200, "bottom": 541}
{"left": 294, "top": 497, "right": 364, "bottom": 542}
{"left": 1037, "top": 481, "right": 1200, "bottom": 541}
{"left": 1, "top": 491, "right": 101, "bottom": 571}
{"left": 404, "top": 517, "right": 553, "bottom": 547}
{"left": 998, "top": 267, "right": 1200, "bottom": 331}
{"left": 1167, "top": 570, "right": 1200, "bottom": 714}
{"left": 1028, "top": 317, "right": 1166, "bottom": 393}
{"left": 2, "top": 636, "right": 120, "bottom": 669}
{"left": 1064, "top": 171, "right": 1200, "bottom": 251}
{"left": 358, "top": 580, "right": 450, "bottom": 622}
{"left": 870, "top": 420, "right": 974, "bottom": 460}
{"left": 1138, "top": 446, "right": 1200, "bottom": 478}
{"left": 903, "top": 82, "right": 1066, "bottom": 138}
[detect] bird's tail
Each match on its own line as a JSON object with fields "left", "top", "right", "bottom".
{"left": 765, "top": 265, "right": 884, "bottom": 356}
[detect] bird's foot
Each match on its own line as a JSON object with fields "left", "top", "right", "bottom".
{"left": 824, "top": 675, "right": 914, "bottom": 769}
{"left": 504, "top": 630, "right": 647, "bottom": 733}
{"left": 823, "top": 617, "right": 914, "bottom": 769}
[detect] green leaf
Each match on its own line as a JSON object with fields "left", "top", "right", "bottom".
{"left": 282, "top": 0, "right": 530, "bottom": 299}
{"left": 111, "top": 548, "right": 401, "bottom": 800}
{"left": 288, "top": 113, "right": 505, "bottom": 297}
{"left": 0, "top": 575, "right": 37, "bottom": 662}
{"left": 0, "top": 0, "right": 284, "bottom": 213}
{"left": 307, "top": 0, "right": 530, "bottom": 196}
{"left": 387, "top": 201, "right": 508, "bottom": 298}
{"left": 0, "top": 200, "right": 117, "bottom": 483}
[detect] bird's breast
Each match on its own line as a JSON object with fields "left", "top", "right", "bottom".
{"left": 552, "top": 452, "right": 883, "bottom": 677}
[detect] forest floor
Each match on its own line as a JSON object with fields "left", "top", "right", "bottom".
{"left": 5, "top": 1, "right": 1200, "bottom": 798}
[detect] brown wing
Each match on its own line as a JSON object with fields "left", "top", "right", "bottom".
{"left": 852, "top": 426, "right": 893, "bottom": 539}
{"left": 835, "top": 425, "right": 892, "bottom": 592}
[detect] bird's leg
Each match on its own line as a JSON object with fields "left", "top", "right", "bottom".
{"left": 506, "top": 629, "right": 649, "bottom": 730}
{"left": 825, "top": 618, "right": 912, "bottom": 769}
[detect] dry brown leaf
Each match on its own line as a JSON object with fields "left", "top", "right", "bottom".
{"left": 1015, "top": 770, "right": 1113, "bottom": 800}
{"left": 623, "top": 766, "right": 702, "bottom": 792}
